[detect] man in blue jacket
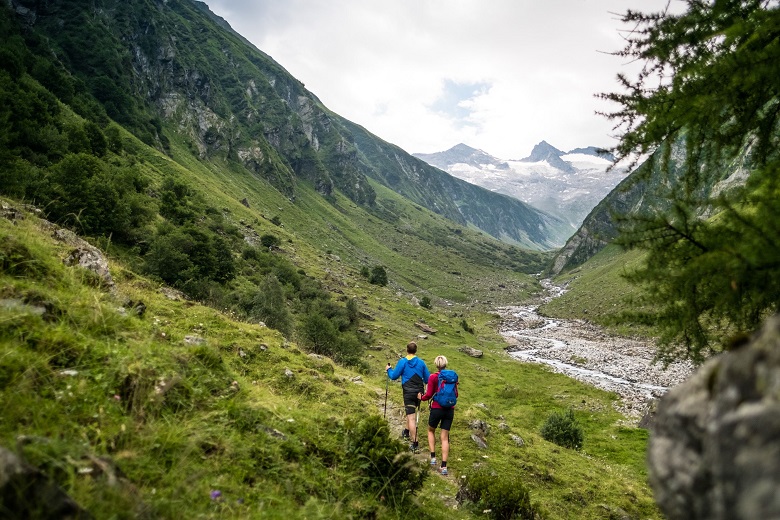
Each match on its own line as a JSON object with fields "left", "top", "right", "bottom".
{"left": 386, "top": 341, "right": 430, "bottom": 452}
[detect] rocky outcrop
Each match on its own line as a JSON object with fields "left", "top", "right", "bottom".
{"left": 0, "top": 445, "right": 90, "bottom": 518}
{"left": 459, "top": 346, "right": 483, "bottom": 358}
{"left": 549, "top": 136, "right": 751, "bottom": 275}
{"left": 52, "top": 228, "right": 114, "bottom": 290}
{"left": 414, "top": 322, "right": 437, "bottom": 334}
{"left": 648, "top": 314, "right": 780, "bottom": 520}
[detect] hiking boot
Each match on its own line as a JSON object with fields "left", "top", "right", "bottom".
{"left": 409, "top": 443, "right": 419, "bottom": 453}
{"left": 401, "top": 429, "right": 410, "bottom": 440}
{"left": 440, "top": 467, "right": 448, "bottom": 476}
{"left": 430, "top": 457, "right": 437, "bottom": 466}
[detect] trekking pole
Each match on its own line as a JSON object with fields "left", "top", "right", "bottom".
{"left": 415, "top": 401, "right": 421, "bottom": 449}
{"left": 383, "top": 375, "right": 389, "bottom": 419}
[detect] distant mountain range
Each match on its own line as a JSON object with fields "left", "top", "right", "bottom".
{"left": 414, "top": 141, "right": 628, "bottom": 231}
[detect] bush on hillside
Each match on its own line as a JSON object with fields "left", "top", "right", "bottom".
{"left": 247, "top": 274, "right": 293, "bottom": 336}
{"left": 144, "top": 224, "right": 236, "bottom": 286}
{"left": 419, "top": 296, "right": 431, "bottom": 309}
{"left": 344, "top": 415, "right": 427, "bottom": 507}
{"left": 260, "top": 233, "right": 280, "bottom": 249}
{"left": 541, "top": 408, "right": 584, "bottom": 450}
{"left": 369, "top": 265, "right": 387, "bottom": 286}
{"left": 41, "top": 153, "right": 157, "bottom": 241}
{"left": 461, "top": 318, "right": 475, "bottom": 333}
{"left": 299, "top": 309, "right": 365, "bottom": 367}
{"left": 457, "top": 466, "right": 537, "bottom": 519}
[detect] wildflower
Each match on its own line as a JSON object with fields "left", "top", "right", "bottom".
{"left": 210, "top": 490, "right": 222, "bottom": 501}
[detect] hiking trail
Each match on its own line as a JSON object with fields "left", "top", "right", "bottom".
{"left": 376, "top": 389, "right": 459, "bottom": 507}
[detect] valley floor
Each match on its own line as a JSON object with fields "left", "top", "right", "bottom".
{"left": 498, "top": 281, "right": 693, "bottom": 419}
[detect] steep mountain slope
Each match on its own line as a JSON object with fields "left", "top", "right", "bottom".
{"left": 548, "top": 136, "right": 751, "bottom": 275}
{"left": 341, "top": 122, "right": 571, "bottom": 249}
{"left": 415, "top": 142, "right": 627, "bottom": 230}
{"left": 0, "top": 197, "right": 664, "bottom": 518}
{"left": 6, "top": 0, "right": 565, "bottom": 250}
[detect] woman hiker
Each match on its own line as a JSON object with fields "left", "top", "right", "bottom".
{"left": 386, "top": 341, "right": 430, "bottom": 452}
{"left": 418, "top": 355, "right": 457, "bottom": 476}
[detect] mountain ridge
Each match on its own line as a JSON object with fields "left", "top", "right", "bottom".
{"left": 548, "top": 135, "right": 752, "bottom": 275}
{"left": 414, "top": 142, "right": 628, "bottom": 231}
{"left": 8, "top": 0, "right": 565, "bottom": 250}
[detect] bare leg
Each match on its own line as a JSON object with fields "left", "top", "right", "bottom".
{"left": 406, "top": 413, "right": 417, "bottom": 443}
{"left": 440, "top": 429, "right": 450, "bottom": 464}
{"left": 427, "top": 426, "right": 436, "bottom": 455}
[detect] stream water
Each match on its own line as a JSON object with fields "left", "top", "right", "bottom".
{"left": 497, "top": 280, "right": 692, "bottom": 417}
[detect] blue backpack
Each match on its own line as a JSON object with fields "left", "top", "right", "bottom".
{"left": 433, "top": 369, "right": 458, "bottom": 408}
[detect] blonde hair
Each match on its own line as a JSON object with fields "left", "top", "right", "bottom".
{"left": 434, "top": 355, "right": 448, "bottom": 370}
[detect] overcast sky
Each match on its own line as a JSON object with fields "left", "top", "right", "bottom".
{"left": 205, "top": 1, "right": 678, "bottom": 159}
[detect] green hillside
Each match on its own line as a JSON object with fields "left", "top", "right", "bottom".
{"left": 0, "top": 199, "right": 661, "bottom": 518}
{"left": 2, "top": 0, "right": 567, "bottom": 250}
{"left": 541, "top": 245, "right": 655, "bottom": 338}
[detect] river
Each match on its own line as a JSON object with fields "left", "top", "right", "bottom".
{"left": 497, "top": 280, "right": 693, "bottom": 418}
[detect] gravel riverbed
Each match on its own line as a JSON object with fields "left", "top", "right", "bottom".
{"left": 497, "top": 280, "right": 693, "bottom": 419}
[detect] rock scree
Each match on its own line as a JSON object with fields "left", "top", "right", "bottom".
{"left": 498, "top": 280, "right": 692, "bottom": 418}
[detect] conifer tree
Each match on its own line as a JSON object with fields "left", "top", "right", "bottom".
{"left": 602, "top": 0, "right": 780, "bottom": 364}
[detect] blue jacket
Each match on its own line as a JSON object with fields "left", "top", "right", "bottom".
{"left": 387, "top": 355, "right": 430, "bottom": 386}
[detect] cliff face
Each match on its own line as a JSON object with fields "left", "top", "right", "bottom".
{"left": 548, "top": 136, "right": 751, "bottom": 274}
{"left": 7, "top": 0, "right": 567, "bottom": 250}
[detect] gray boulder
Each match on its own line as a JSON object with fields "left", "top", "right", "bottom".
{"left": 648, "top": 314, "right": 780, "bottom": 520}
{"left": 459, "top": 346, "right": 483, "bottom": 358}
{"left": 54, "top": 228, "right": 114, "bottom": 290}
{"left": 0, "top": 445, "right": 90, "bottom": 518}
{"left": 470, "top": 434, "right": 488, "bottom": 450}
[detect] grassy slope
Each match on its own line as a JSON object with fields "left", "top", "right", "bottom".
{"left": 1, "top": 199, "right": 661, "bottom": 519}
{"left": 541, "top": 245, "right": 658, "bottom": 338}
{"left": 1, "top": 122, "right": 661, "bottom": 518}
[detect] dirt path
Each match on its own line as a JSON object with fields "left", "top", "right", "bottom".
{"left": 376, "top": 389, "right": 458, "bottom": 505}
{"left": 497, "top": 280, "right": 693, "bottom": 418}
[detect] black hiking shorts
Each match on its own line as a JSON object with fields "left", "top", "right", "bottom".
{"left": 428, "top": 407, "right": 454, "bottom": 430}
{"left": 402, "top": 376, "right": 424, "bottom": 415}
{"left": 403, "top": 390, "right": 421, "bottom": 415}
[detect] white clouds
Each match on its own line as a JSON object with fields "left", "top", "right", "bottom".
{"left": 204, "top": 0, "right": 678, "bottom": 158}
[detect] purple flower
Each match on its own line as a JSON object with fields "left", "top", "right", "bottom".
{"left": 210, "top": 490, "right": 222, "bottom": 501}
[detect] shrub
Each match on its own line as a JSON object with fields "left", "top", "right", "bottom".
{"left": 248, "top": 274, "right": 293, "bottom": 336}
{"left": 458, "top": 467, "right": 536, "bottom": 519}
{"left": 541, "top": 408, "right": 583, "bottom": 450}
{"left": 343, "top": 415, "right": 426, "bottom": 507}
{"left": 461, "top": 319, "right": 474, "bottom": 333}
{"left": 299, "top": 310, "right": 364, "bottom": 366}
{"left": 260, "top": 233, "right": 280, "bottom": 249}
{"left": 369, "top": 266, "right": 387, "bottom": 286}
{"left": 144, "top": 225, "right": 236, "bottom": 286}
{"left": 419, "top": 296, "right": 431, "bottom": 309}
